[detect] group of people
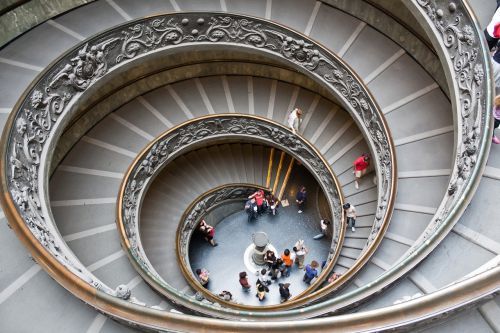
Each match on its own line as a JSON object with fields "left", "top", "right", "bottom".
{"left": 245, "top": 189, "right": 279, "bottom": 222}
{"left": 239, "top": 239, "right": 319, "bottom": 302}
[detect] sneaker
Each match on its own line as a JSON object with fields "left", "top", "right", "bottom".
{"left": 351, "top": 226, "right": 356, "bottom": 232}
{"left": 493, "top": 136, "right": 500, "bottom": 144}
{"left": 298, "top": 210, "right": 303, "bottom": 214}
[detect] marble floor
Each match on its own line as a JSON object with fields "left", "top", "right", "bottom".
{"left": 189, "top": 166, "right": 333, "bottom": 306}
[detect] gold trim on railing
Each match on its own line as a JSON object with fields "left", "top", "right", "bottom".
{"left": 265, "top": 147, "right": 275, "bottom": 189}
{"left": 117, "top": 114, "right": 346, "bottom": 312}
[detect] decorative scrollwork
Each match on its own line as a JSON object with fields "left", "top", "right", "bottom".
{"left": 411, "top": 0, "right": 488, "bottom": 244}
{"left": 3, "top": 12, "right": 394, "bottom": 314}
{"left": 177, "top": 186, "right": 257, "bottom": 262}
{"left": 121, "top": 116, "right": 343, "bottom": 266}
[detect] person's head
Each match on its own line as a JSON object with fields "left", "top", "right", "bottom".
{"left": 311, "top": 260, "right": 319, "bottom": 268}
{"left": 495, "top": 95, "right": 500, "bottom": 108}
{"left": 300, "top": 186, "right": 306, "bottom": 192}
{"left": 295, "top": 108, "right": 303, "bottom": 116}
{"left": 322, "top": 219, "right": 330, "bottom": 225}
{"left": 364, "top": 155, "right": 370, "bottom": 162}
{"left": 284, "top": 249, "right": 290, "bottom": 256}
{"left": 239, "top": 271, "right": 247, "bottom": 279}
{"left": 293, "top": 246, "right": 298, "bottom": 252}
{"left": 276, "top": 258, "right": 283, "bottom": 265}
{"left": 261, "top": 269, "right": 267, "bottom": 275}
{"left": 343, "top": 203, "right": 351, "bottom": 210}
{"left": 196, "top": 269, "right": 201, "bottom": 275}
{"left": 251, "top": 198, "right": 256, "bottom": 203}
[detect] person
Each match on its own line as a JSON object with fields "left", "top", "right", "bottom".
{"left": 245, "top": 198, "right": 258, "bottom": 222}
{"left": 485, "top": 3, "right": 500, "bottom": 50}
{"left": 198, "top": 220, "right": 218, "bottom": 247}
{"left": 281, "top": 249, "right": 294, "bottom": 277}
{"left": 287, "top": 107, "right": 303, "bottom": 134}
{"left": 294, "top": 239, "right": 308, "bottom": 269}
{"left": 270, "top": 258, "right": 284, "bottom": 280}
{"left": 266, "top": 192, "right": 279, "bottom": 215}
{"left": 218, "top": 290, "right": 233, "bottom": 301}
{"left": 303, "top": 260, "right": 319, "bottom": 284}
{"left": 328, "top": 272, "right": 341, "bottom": 283}
{"left": 264, "top": 250, "right": 276, "bottom": 269}
{"left": 239, "top": 271, "right": 251, "bottom": 291}
{"left": 256, "top": 281, "right": 269, "bottom": 301}
{"left": 278, "top": 283, "right": 291, "bottom": 303}
{"left": 493, "top": 95, "right": 500, "bottom": 144}
{"left": 257, "top": 268, "right": 271, "bottom": 286}
{"left": 492, "top": 48, "right": 500, "bottom": 93}
{"left": 353, "top": 153, "right": 370, "bottom": 189}
{"left": 249, "top": 189, "right": 265, "bottom": 214}
{"left": 196, "top": 268, "right": 209, "bottom": 288}
{"left": 343, "top": 203, "right": 357, "bottom": 232}
{"left": 296, "top": 186, "right": 307, "bottom": 213}
{"left": 313, "top": 219, "right": 330, "bottom": 240}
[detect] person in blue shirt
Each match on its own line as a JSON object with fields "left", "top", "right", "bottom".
{"left": 303, "top": 260, "right": 319, "bottom": 284}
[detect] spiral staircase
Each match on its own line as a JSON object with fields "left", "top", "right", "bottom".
{"left": 1, "top": 0, "right": 499, "bottom": 332}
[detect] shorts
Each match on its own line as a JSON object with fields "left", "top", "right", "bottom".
{"left": 355, "top": 169, "right": 367, "bottom": 178}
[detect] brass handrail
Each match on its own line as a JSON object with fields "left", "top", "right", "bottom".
{"left": 117, "top": 114, "right": 345, "bottom": 315}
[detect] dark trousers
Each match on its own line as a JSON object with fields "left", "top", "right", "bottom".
{"left": 347, "top": 217, "right": 356, "bottom": 228}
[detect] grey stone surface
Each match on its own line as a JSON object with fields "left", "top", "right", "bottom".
{"left": 395, "top": 132, "right": 454, "bottom": 171}
{"left": 87, "top": 116, "right": 149, "bottom": 153}
{"left": 112, "top": 0, "right": 175, "bottom": 18}
{"left": 0, "top": 0, "right": 93, "bottom": 46}
{"left": 386, "top": 88, "right": 452, "bottom": 140}
{"left": 417, "top": 309, "right": 495, "bottom": 333}
{"left": 309, "top": 3, "right": 362, "bottom": 53}
{"left": 52, "top": 203, "right": 116, "bottom": 236}
{"left": 49, "top": 170, "right": 122, "bottom": 201}
{"left": 271, "top": 0, "right": 317, "bottom": 33}
{"left": 53, "top": 1, "right": 125, "bottom": 38}
{"left": 0, "top": 62, "right": 38, "bottom": 107}
{"left": 344, "top": 25, "right": 401, "bottom": 79}
{"left": 368, "top": 54, "right": 436, "bottom": 109}
{"left": 60, "top": 140, "right": 133, "bottom": 173}
{"left": 115, "top": 99, "right": 170, "bottom": 138}
{"left": 0, "top": 218, "right": 33, "bottom": 291}
{"left": 176, "top": 0, "right": 221, "bottom": 11}
{"left": 415, "top": 232, "right": 495, "bottom": 289}
{"left": 0, "top": 21, "right": 80, "bottom": 67}
{"left": 358, "top": 278, "right": 423, "bottom": 311}
{"left": 0, "top": 271, "right": 97, "bottom": 332}
{"left": 68, "top": 229, "right": 121, "bottom": 267}
{"left": 226, "top": 0, "right": 267, "bottom": 18}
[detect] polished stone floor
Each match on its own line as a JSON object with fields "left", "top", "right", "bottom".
{"left": 189, "top": 168, "right": 332, "bottom": 306}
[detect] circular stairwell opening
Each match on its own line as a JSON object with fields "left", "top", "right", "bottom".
{"left": 182, "top": 145, "right": 334, "bottom": 306}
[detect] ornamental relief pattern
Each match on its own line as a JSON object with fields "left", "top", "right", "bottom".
{"left": 5, "top": 13, "right": 394, "bottom": 298}
{"left": 411, "top": 1, "right": 488, "bottom": 244}
{"left": 177, "top": 186, "right": 256, "bottom": 263}
{"left": 121, "top": 116, "right": 344, "bottom": 278}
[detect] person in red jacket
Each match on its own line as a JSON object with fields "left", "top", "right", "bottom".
{"left": 353, "top": 153, "right": 370, "bottom": 189}
{"left": 249, "top": 189, "right": 265, "bottom": 214}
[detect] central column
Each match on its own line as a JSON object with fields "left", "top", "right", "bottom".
{"left": 252, "top": 232, "right": 270, "bottom": 265}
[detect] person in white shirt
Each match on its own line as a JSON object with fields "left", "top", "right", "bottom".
{"left": 293, "top": 239, "right": 308, "bottom": 269}
{"left": 287, "top": 107, "right": 303, "bottom": 134}
{"left": 343, "top": 203, "right": 357, "bottom": 232}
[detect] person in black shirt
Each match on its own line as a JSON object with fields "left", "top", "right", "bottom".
{"left": 296, "top": 186, "right": 307, "bottom": 213}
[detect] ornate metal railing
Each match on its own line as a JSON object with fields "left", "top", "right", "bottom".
{"left": 0, "top": 10, "right": 401, "bottom": 329}
{"left": 118, "top": 115, "right": 344, "bottom": 314}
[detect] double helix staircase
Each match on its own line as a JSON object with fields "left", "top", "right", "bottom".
{"left": 0, "top": 0, "right": 499, "bottom": 332}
